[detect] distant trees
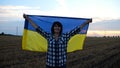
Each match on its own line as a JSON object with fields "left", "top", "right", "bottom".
{"left": 103, "top": 36, "right": 120, "bottom": 38}
{"left": 0, "top": 32, "right": 4, "bottom": 35}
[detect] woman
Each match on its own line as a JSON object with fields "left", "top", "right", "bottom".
{"left": 23, "top": 14, "right": 92, "bottom": 68}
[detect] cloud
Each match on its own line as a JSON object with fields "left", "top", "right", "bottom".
{"left": 0, "top": 5, "right": 68, "bottom": 19}
{"left": 87, "top": 30, "right": 120, "bottom": 37}
{"left": 89, "top": 18, "right": 120, "bottom": 31}
{"left": 55, "top": 0, "right": 66, "bottom": 7}
{"left": 0, "top": 6, "right": 41, "bottom": 10}
{"left": 0, "top": 5, "right": 120, "bottom": 24}
{"left": 0, "top": 6, "right": 43, "bottom": 22}
{"left": 0, "top": 6, "right": 41, "bottom": 15}
{"left": 0, "top": 5, "right": 71, "bottom": 23}
{"left": 92, "top": 17, "right": 120, "bottom": 23}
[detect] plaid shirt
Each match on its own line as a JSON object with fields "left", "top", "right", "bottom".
{"left": 36, "top": 26, "right": 81, "bottom": 67}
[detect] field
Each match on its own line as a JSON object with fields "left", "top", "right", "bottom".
{"left": 0, "top": 35, "right": 120, "bottom": 68}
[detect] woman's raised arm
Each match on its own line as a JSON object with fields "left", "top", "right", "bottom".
{"left": 66, "top": 19, "right": 92, "bottom": 40}
{"left": 23, "top": 14, "right": 38, "bottom": 29}
{"left": 23, "top": 14, "right": 49, "bottom": 39}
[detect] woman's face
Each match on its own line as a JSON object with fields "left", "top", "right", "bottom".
{"left": 53, "top": 24, "right": 61, "bottom": 34}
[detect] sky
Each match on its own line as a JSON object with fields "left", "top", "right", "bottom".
{"left": 0, "top": 0, "right": 120, "bottom": 36}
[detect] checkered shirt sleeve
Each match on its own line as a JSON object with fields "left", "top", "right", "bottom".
{"left": 66, "top": 25, "right": 81, "bottom": 41}
{"left": 36, "top": 27, "right": 50, "bottom": 39}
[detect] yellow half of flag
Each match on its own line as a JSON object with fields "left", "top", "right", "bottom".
{"left": 22, "top": 29, "right": 86, "bottom": 52}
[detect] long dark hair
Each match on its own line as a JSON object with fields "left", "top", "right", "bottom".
{"left": 51, "top": 21, "right": 63, "bottom": 35}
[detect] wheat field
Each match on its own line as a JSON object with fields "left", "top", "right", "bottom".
{"left": 0, "top": 35, "right": 120, "bottom": 68}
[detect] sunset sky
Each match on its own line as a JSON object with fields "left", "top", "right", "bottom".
{"left": 0, "top": 0, "right": 120, "bottom": 36}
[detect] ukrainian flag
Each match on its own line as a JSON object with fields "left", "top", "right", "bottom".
{"left": 22, "top": 15, "right": 91, "bottom": 52}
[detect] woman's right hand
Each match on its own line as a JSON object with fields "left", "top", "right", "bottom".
{"left": 23, "top": 14, "right": 27, "bottom": 18}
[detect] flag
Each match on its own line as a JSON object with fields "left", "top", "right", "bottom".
{"left": 22, "top": 15, "right": 92, "bottom": 52}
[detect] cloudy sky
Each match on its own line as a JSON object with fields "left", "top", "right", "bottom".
{"left": 0, "top": 0, "right": 120, "bottom": 36}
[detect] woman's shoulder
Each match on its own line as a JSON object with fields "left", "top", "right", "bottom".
{"left": 61, "top": 33, "right": 67, "bottom": 37}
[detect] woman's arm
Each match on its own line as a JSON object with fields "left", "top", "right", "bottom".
{"left": 23, "top": 14, "right": 49, "bottom": 39}
{"left": 23, "top": 14, "right": 38, "bottom": 29}
{"left": 80, "top": 19, "right": 92, "bottom": 30}
{"left": 66, "top": 19, "right": 92, "bottom": 40}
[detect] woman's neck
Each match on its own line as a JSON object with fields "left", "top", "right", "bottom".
{"left": 54, "top": 33, "right": 60, "bottom": 40}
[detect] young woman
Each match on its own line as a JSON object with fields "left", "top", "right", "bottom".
{"left": 23, "top": 14, "right": 92, "bottom": 68}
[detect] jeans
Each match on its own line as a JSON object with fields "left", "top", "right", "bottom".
{"left": 46, "top": 65, "right": 66, "bottom": 68}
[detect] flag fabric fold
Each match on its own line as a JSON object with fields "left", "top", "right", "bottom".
{"left": 22, "top": 15, "right": 91, "bottom": 52}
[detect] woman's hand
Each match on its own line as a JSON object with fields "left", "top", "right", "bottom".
{"left": 23, "top": 14, "right": 27, "bottom": 18}
{"left": 80, "top": 19, "right": 92, "bottom": 29}
{"left": 85, "top": 19, "right": 92, "bottom": 24}
{"left": 23, "top": 14, "right": 38, "bottom": 29}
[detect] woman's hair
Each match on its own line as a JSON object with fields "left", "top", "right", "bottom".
{"left": 51, "top": 21, "right": 63, "bottom": 35}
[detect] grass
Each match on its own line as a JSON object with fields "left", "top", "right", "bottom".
{"left": 0, "top": 35, "right": 120, "bottom": 68}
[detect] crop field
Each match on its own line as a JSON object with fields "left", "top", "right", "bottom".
{"left": 0, "top": 35, "right": 120, "bottom": 68}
